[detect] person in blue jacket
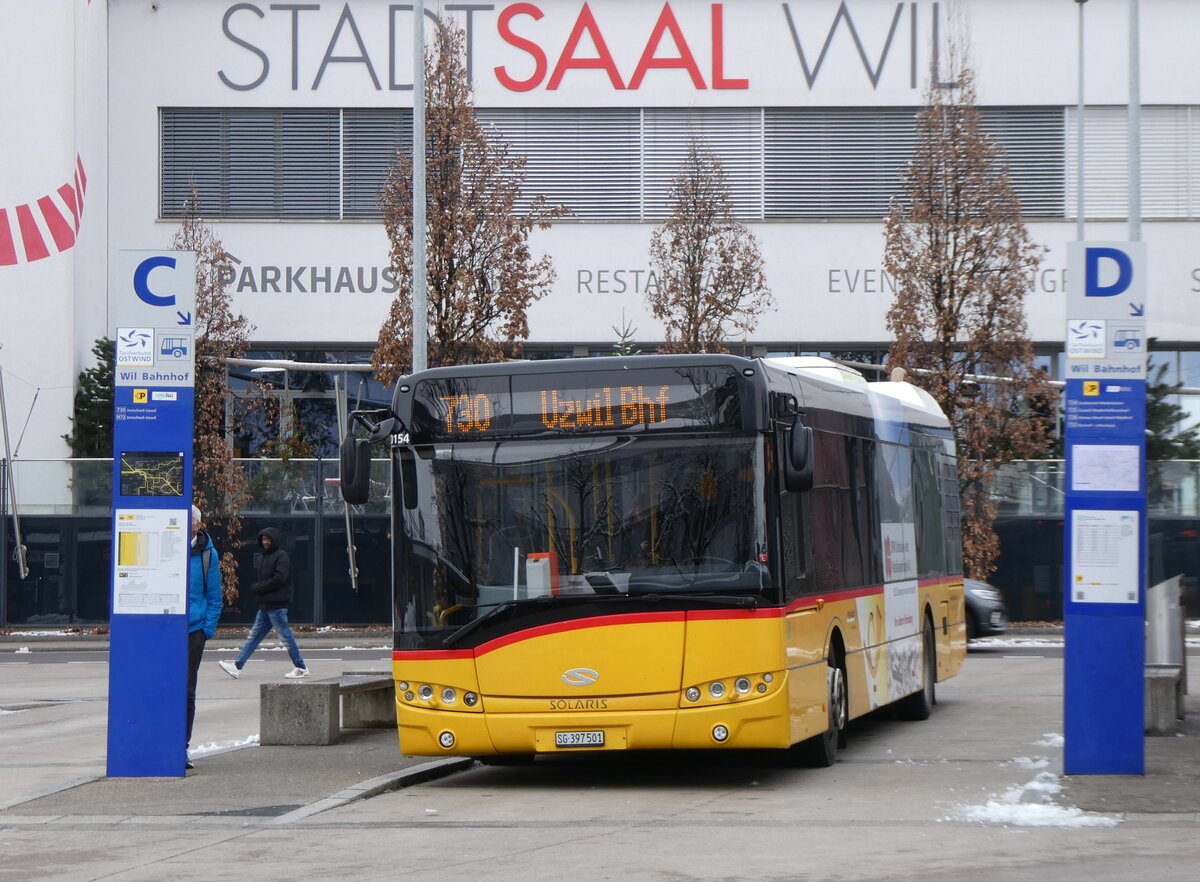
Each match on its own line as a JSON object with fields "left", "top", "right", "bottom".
{"left": 187, "top": 504, "right": 223, "bottom": 770}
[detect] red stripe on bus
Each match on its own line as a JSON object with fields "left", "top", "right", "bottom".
{"left": 0, "top": 209, "right": 16, "bottom": 265}
{"left": 76, "top": 155, "right": 87, "bottom": 194}
{"left": 391, "top": 578, "right": 964, "bottom": 663}
{"left": 685, "top": 607, "right": 783, "bottom": 621}
{"left": 16, "top": 204, "right": 49, "bottom": 261}
{"left": 392, "top": 648, "right": 475, "bottom": 661}
{"left": 783, "top": 585, "right": 883, "bottom": 613}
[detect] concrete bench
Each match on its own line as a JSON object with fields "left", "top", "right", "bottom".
{"left": 260, "top": 672, "right": 396, "bottom": 746}
{"left": 1144, "top": 664, "right": 1185, "bottom": 736}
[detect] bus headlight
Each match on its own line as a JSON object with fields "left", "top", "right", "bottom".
{"left": 685, "top": 687, "right": 701, "bottom": 702}
{"left": 463, "top": 691, "right": 479, "bottom": 707}
{"left": 418, "top": 684, "right": 434, "bottom": 701}
{"left": 734, "top": 677, "right": 751, "bottom": 694}
{"left": 441, "top": 687, "right": 457, "bottom": 704}
{"left": 709, "top": 681, "right": 726, "bottom": 699}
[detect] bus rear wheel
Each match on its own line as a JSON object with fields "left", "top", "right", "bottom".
{"left": 896, "top": 618, "right": 936, "bottom": 721}
{"left": 793, "top": 657, "right": 847, "bottom": 767}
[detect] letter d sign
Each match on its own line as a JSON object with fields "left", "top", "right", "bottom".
{"left": 1085, "top": 247, "right": 1133, "bottom": 298}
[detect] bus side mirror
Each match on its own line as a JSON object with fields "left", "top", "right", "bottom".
{"left": 785, "top": 420, "right": 814, "bottom": 492}
{"left": 340, "top": 436, "right": 372, "bottom": 505}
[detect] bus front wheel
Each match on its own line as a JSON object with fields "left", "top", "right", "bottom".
{"left": 792, "top": 656, "right": 847, "bottom": 768}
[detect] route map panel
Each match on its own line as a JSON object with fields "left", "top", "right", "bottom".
{"left": 119, "top": 451, "right": 184, "bottom": 497}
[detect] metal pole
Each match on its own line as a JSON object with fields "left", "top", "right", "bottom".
{"left": 333, "top": 375, "right": 359, "bottom": 593}
{"left": 1075, "top": 0, "right": 1087, "bottom": 241}
{"left": 0, "top": 454, "right": 7, "bottom": 625}
{"left": 412, "top": 0, "right": 428, "bottom": 373}
{"left": 0, "top": 365, "right": 28, "bottom": 581}
{"left": 1128, "top": 0, "right": 1141, "bottom": 242}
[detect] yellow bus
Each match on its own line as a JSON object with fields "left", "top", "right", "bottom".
{"left": 341, "top": 354, "right": 966, "bottom": 766}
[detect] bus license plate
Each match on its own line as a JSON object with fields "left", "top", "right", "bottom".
{"left": 555, "top": 730, "right": 604, "bottom": 748}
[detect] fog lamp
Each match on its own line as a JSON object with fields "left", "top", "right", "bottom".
{"left": 438, "top": 731, "right": 456, "bottom": 749}
{"left": 712, "top": 725, "right": 729, "bottom": 743}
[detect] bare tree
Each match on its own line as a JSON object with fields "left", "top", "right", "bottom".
{"left": 884, "top": 62, "right": 1056, "bottom": 580}
{"left": 173, "top": 186, "right": 254, "bottom": 603}
{"left": 373, "top": 22, "right": 564, "bottom": 386}
{"left": 647, "top": 138, "right": 773, "bottom": 353}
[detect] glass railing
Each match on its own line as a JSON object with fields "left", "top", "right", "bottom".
{"left": 3, "top": 458, "right": 390, "bottom": 516}
{"left": 991, "top": 459, "right": 1200, "bottom": 518}
{"left": 8, "top": 457, "right": 1199, "bottom": 519}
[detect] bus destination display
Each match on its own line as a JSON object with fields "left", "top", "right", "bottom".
{"left": 410, "top": 367, "right": 743, "bottom": 440}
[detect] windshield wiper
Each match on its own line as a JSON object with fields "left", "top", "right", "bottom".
{"left": 442, "top": 595, "right": 556, "bottom": 646}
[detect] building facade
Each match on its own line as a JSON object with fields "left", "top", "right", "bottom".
{"left": 3, "top": 0, "right": 1200, "bottom": 459}
{"left": 3, "top": 1, "right": 1200, "bottom": 624}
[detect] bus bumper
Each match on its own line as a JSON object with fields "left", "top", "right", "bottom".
{"left": 397, "top": 686, "right": 796, "bottom": 756}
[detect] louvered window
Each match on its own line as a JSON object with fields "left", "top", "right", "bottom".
{"left": 642, "top": 108, "right": 764, "bottom": 220}
{"left": 161, "top": 108, "right": 339, "bottom": 219}
{"left": 765, "top": 108, "right": 918, "bottom": 219}
{"left": 343, "top": 108, "right": 413, "bottom": 219}
{"left": 1067, "top": 106, "right": 1199, "bottom": 219}
{"left": 765, "top": 107, "right": 1064, "bottom": 220}
{"left": 978, "top": 107, "right": 1064, "bottom": 218}
{"left": 478, "top": 108, "right": 641, "bottom": 220}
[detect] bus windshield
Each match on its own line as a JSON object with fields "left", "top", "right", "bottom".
{"left": 396, "top": 434, "right": 770, "bottom": 641}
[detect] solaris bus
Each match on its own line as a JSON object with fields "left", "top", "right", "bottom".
{"left": 340, "top": 354, "right": 966, "bottom": 766}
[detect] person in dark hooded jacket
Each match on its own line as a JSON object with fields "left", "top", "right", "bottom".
{"left": 217, "top": 527, "right": 309, "bottom": 680}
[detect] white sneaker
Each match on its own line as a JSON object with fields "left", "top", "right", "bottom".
{"left": 284, "top": 667, "right": 310, "bottom": 680}
{"left": 218, "top": 660, "right": 240, "bottom": 679}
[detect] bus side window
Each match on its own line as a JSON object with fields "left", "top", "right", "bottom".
{"left": 779, "top": 431, "right": 812, "bottom": 599}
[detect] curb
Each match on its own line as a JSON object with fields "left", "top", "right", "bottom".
{"left": 270, "top": 757, "right": 475, "bottom": 824}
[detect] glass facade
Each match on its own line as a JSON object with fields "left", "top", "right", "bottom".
{"left": 1, "top": 458, "right": 391, "bottom": 628}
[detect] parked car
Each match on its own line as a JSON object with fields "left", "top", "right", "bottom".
{"left": 964, "top": 578, "right": 1008, "bottom": 639}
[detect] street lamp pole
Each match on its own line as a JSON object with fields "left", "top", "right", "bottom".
{"left": 1128, "top": 0, "right": 1141, "bottom": 242}
{"left": 412, "top": 0, "right": 428, "bottom": 373}
{"left": 1075, "top": 0, "right": 1087, "bottom": 242}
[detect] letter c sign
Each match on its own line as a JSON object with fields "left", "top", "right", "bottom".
{"left": 1085, "top": 247, "right": 1133, "bottom": 298}
{"left": 134, "top": 255, "right": 178, "bottom": 307}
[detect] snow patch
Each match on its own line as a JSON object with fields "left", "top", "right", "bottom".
{"left": 188, "top": 734, "right": 260, "bottom": 757}
{"left": 1034, "top": 732, "right": 1064, "bottom": 748}
{"left": 954, "top": 771, "right": 1120, "bottom": 828}
{"left": 14, "top": 647, "right": 31, "bottom": 654}
{"left": 972, "top": 636, "right": 1064, "bottom": 649}
{"left": 1008, "top": 756, "right": 1050, "bottom": 770}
